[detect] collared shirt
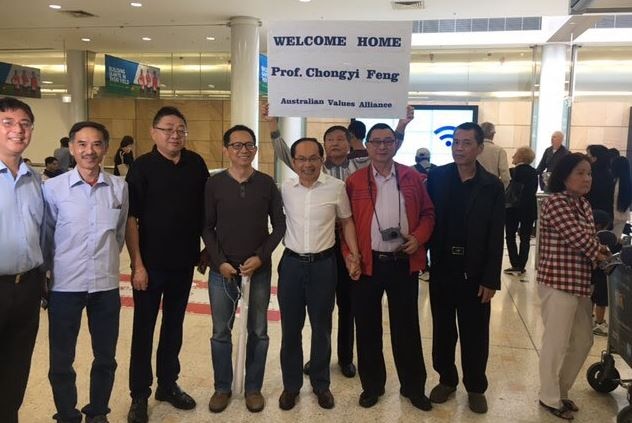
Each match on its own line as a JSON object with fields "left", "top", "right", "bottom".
{"left": 0, "top": 160, "right": 44, "bottom": 274}
{"left": 537, "top": 191, "right": 599, "bottom": 297}
{"left": 282, "top": 172, "right": 351, "bottom": 254}
{"left": 271, "top": 133, "right": 369, "bottom": 182}
{"left": 43, "top": 168, "right": 128, "bottom": 292}
{"left": 370, "top": 164, "right": 409, "bottom": 252}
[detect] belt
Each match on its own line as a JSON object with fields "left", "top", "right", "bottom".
{"left": 450, "top": 246, "right": 465, "bottom": 256}
{"left": 0, "top": 267, "right": 38, "bottom": 284}
{"left": 372, "top": 251, "right": 409, "bottom": 262}
{"left": 285, "top": 247, "right": 335, "bottom": 263}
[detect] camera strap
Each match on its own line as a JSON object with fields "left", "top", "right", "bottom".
{"left": 368, "top": 164, "right": 401, "bottom": 233}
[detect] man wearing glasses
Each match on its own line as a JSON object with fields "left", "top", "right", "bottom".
{"left": 125, "top": 106, "right": 209, "bottom": 423}
{"left": 203, "top": 125, "right": 286, "bottom": 413}
{"left": 277, "top": 137, "right": 361, "bottom": 411}
{"left": 0, "top": 97, "right": 44, "bottom": 423}
{"left": 344, "top": 123, "right": 435, "bottom": 411}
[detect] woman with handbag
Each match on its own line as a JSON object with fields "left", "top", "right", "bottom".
{"left": 504, "top": 146, "right": 538, "bottom": 276}
{"left": 114, "top": 135, "right": 135, "bottom": 176}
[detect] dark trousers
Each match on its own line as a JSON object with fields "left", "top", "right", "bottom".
{"left": 48, "top": 289, "right": 120, "bottom": 422}
{"left": 429, "top": 274, "right": 491, "bottom": 393}
{"left": 351, "top": 257, "right": 427, "bottom": 397}
{"left": 277, "top": 251, "right": 337, "bottom": 392}
{"left": 335, "top": 246, "right": 354, "bottom": 366}
{"left": 129, "top": 268, "right": 193, "bottom": 399}
{"left": 505, "top": 208, "right": 534, "bottom": 270}
{"left": 0, "top": 269, "right": 42, "bottom": 423}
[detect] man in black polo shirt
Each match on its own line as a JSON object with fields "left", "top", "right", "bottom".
{"left": 203, "top": 125, "right": 285, "bottom": 413}
{"left": 125, "top": 106, "right": 209, "bottom": 423}
{"left": 426, "top": 122, "right": 504, "bottom": 415}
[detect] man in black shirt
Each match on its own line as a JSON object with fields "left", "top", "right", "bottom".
{"left": 125, "top": 106, "right": 209, "bottom": 423}
{"left": 427, "top": 122, "right": 504, "bottom": 415}
{"left": 203, "top": 125, "right": 285, "bottom": 414}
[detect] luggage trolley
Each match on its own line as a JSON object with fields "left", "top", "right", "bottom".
{"left": 586, "top": 247, "right": 632, "bottom": 423}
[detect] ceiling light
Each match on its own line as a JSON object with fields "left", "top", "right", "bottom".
{"left": 206, "top": 36, "right": 215, "bottom": 41}
{"left": 142, "top": 37, "right": 151, "bottom": 41}
{"left": 207, "top": 84, "right": 215, "bottom": 88}
{"left": 299, "top": 0, "right": 311, "bottom": 2}
{"left": 81, "top": 38, "right": 91, "bottom": 42}
{"left": 130, "top": 2, "right": 142, "bottom": 6}
{"left": 42, "top": 81, "right": 53, "bottom": 85}
{"left": 49, "top": 4, "right": 61, "bottom": 9}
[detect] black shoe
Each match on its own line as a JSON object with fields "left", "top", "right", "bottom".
{"left": 303, "top": 361, "right": 311, "bottom": 375}
{"left": 359, "top": 387, "right": 385, "bottom": 408}
{"left": 86, "top": 416, "right": 109, "bottom": 423}
{"left": 279, "top": 390, "right": 299, "bottom": 410}
{"left": 127, "top": 398, "right": 148, "bottom": 423}
{"left": 339, "top": 362, "right": 356, "bottom": 378}
{"left": 155, "top": 384, "right": 196, "bottom": 410}
{"left": 314, "top": 388, "right": 335, "bottom": 409}
{"left": 400, "top": 388, "right": 432, "bottom": 411}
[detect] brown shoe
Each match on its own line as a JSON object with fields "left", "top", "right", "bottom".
{"left": 279, "top": 390, "right": 299, "bottom": 410}
{"left": 245, "top": 391, "right": 265, "bottom": 412}
{"left": 208, "top": 391, "right": 231, "bottom": 413}
{"left": 314, "top": 388, "right": 335, "bottom": 409}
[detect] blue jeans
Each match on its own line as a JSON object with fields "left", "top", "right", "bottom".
{"left": 208, "top": 268, "right": 271, "bottom": 393}
{"left": 48, "top": 289, "right": 120, "bottom": 422}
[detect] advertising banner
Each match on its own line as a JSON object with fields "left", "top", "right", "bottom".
{"left": 0, "top": 62, "right": 41, "bottom": 98}
{"left": 267, "top": 21, "right": 411, "bottom": 118}
{"left": 105, "top": 55, "right": 160, "bottom": 98}
{"left": 259, "top": 54, "right": 268, "bottom": 95}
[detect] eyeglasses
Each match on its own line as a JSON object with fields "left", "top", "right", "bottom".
{"left": 154, "top": 126, "right": 188, "bottom": 138}
{"left": 367, "top": 138, "right": 396, "bottom": 147}
{"left": 227, "top": 142, "right": 256, "bottom": 151}
{"left": 294, "top": 156, "right": 322, "bottom": 164}
{"left": 1, "top": 118, "right": 34, "bottom": 131}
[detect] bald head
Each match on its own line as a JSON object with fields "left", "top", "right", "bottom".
{"left": 551, "top": 131, "right": 564, "bottom": 149}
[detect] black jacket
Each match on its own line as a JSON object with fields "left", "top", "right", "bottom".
{"left": 586, "top": 161, "right": 614, "bottom": 219}
{"left": 427, "top": 162, "right": 505, "bottom": 290}
{"left": 509, "top": 164, "right": 538, "bottom": 220}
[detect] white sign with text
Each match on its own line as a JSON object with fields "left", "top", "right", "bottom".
{"left": 267, "top": 21, "right": 411, "bottom": 119}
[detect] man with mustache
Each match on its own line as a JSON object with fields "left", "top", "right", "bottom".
{"left": 43, "top": 121, "right": 128, "bottom": 423}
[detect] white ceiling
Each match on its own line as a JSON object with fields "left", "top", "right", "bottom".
{"left": 0, "top": 0, "right": 569, "bottom": 53}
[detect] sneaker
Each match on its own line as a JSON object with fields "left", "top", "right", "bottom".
{"left": 208, "top": 391, "right": 231, "bottom": 413}
{"left": 468, "top": 392, "right": 488, "bottom": 414}
{"left": 127, "top": 398, "right": 148, "bottom": 423}
{"left": 429, "top": 383, "right": 456, "bottom": 403}
{"left": 155, "top": 384, "right": 196, "bottom": 410}
{"left": 593, "top": 321, "right": 608, "bottom": 336}
{"left": 245, "top": 391, "right": 265, "bottom": 412}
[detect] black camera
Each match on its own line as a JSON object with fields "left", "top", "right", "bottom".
{"left": 380, "top": 226, "right": 402, "bottom": 242}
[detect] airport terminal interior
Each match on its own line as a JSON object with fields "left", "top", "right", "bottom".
{"left": 3, "top": 0, "right": 632, "bottom": 422}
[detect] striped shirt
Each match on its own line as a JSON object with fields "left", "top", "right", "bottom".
{"left": 536, "top": 191, "right": 600, "bottom": 297}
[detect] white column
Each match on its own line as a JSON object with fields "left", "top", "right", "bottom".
{"left": 534, "top": 44, "right": 568, "bottom": 164}
{"left": 229, "top": 16, "right": 260, "bottom": 168}
{"left": 65, "top": 50, "right": 88, "bottom": 123}
{"left": 277, "top": 117, "right": 305, "bottom": 182}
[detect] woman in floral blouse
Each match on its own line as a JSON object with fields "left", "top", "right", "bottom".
{"left": 537, "top": 153, "right": 611, "bottom": 420}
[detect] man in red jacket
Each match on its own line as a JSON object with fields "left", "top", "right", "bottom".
{"left": 344, "top": 122, "right": 435, "bottom": 411}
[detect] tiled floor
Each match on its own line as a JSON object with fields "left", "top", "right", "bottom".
{"left": 20, "top": 244, "right": 631, "bottom": 422}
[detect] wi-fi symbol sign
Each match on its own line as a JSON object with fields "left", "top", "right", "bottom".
{"left": 434, "top": 126, "right": 456, "bottom": 146}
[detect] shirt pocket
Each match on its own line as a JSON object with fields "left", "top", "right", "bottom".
{"left": 98, "top": 208, "right": 121, "bottom": 232}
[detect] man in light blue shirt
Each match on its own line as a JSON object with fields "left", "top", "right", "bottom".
{"left": 0, "top": 97, "right": 44, "bottom": 423}
{"left": 43, "top": 121, "right": 128, "bottom": 423}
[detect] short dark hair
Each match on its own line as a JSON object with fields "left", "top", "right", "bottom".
{"left": 152, "top": 106, "right": 187, "bottom": 127}
{"left": 323, "top": 125, "right": 351, "bottom": 143}
{"left": 454, "top": 122, "right": 484, "bottom": 145}
{"left": 0, "top": 97, "right": 34, "bottom": 124}
{"left": 60, "top": 137, "right": 69, "bottom": 147}
{"left": 119, "top": 135, "right": 134, "bottom": 149}
{"left": 68, "top": 121, "right": 110, "bottom": 146}
{"left": 348, "top": 119, "right": 366, "bottom": 140}
{"left": 44, "top": 156, "right": 58, "bottom": 166}
{"left": 366, "top": 123, "right": 395, "bottom": 142}
{"left": 548, "top": 153, "right": 591, "bottom": 193}
{"left": 587, "top": 144, "right": 609, "bottom": 166}
{"left": 223, "top": 124, "right": 256, "bottom": 147}
{"left": 290, "top": 137, "right": 324, "bottom": 159}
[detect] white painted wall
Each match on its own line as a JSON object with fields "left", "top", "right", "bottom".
{"left": 21, "top": 97, "right": 74, "bottom": 164}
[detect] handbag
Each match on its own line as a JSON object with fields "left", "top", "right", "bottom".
{"left": 505, "top": 179, "right": 523, "bottom": 208}
{"left": 116, "top": 150, "right": 129, "bottom": 176}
